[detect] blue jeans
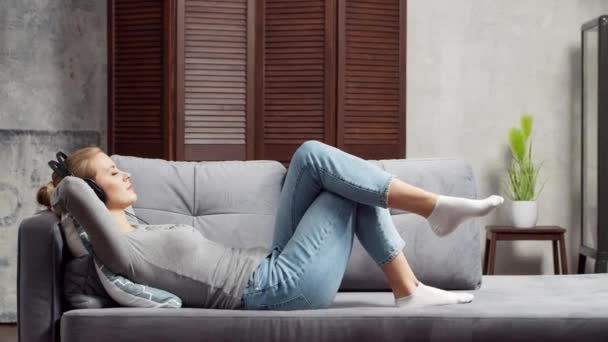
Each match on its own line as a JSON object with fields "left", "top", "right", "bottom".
{"left": 240, "top": 140, "right": 406, "bottom": 310}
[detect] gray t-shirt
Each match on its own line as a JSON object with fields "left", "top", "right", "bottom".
{"left": 51, "top": 176, "right": 271, "bottom": 309}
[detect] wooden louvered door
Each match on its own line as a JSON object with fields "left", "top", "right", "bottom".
{"left": 175, "top": 0, "right": 256, "bottom": 161}
{"left": 258, "top": 0, "right": 405, "bottom": 165}
{"left": 109, "top": 0, "right": 406, "bottom": 162}
{"left": 256, "top": 0, "right": 337, "bottom": 167}
{"left": 108, "top": 0, "right": 174, "bottom": 159}
{"left": 337, "top": 0, "right": 406, "bottom": 159}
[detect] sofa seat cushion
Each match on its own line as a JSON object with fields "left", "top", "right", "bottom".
{"left": 60, "top": 274, "right": 608, "bottom": 342}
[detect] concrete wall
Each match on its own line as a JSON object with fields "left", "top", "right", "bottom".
{"left": 407, "top": 0, "right": 608, "bottom": 276}
{"left": 0, "top": 0, "right": 106, "bottom": 322}
{"left": 0, "top": 0, "right": 107, "bottom": 149}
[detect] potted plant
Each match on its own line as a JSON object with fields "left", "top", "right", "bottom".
{"left": 501, "top": 114, "right": 548, "bottom": 228}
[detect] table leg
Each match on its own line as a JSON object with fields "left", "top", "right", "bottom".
{"left": 488, "top": 236, "right": 497, "bottom": 275}
{"left": 559, "top": 234, "right": 568, "bottom": 274}
{"left": 484, "top": 238, "right": 490, "bottom": 275}
{"left": 552, "top": 240, "right": 559, "bottom": 274}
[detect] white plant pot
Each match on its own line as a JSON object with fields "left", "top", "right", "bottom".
{"left": 510, "top": 200, "right": 538, "bottom": 228}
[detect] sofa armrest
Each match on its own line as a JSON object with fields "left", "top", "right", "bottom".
{"left": 18, "top": 209, "right": 69, "bottom": 342}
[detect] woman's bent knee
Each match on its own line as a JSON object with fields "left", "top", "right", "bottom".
{"left": 294, "top": 140, "right": 324, "bottom": 163}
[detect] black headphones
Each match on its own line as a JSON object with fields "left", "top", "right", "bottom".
{"left": 48, "top": 151, "right": 149, "bottom": 225}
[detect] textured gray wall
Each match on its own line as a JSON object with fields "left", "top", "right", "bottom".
{"left": 0, "top": 0, "right": 107, "bottom": 149}
{"left": 408, "top": 0, "right": 608, "bottom": 276}
{"left": 0, "top": 0, "right": 106, "bottom": 322}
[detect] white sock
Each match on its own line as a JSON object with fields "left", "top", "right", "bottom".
{"left": 394, "top": 281, "right": 474, "bottom": 308}
{"left": 426, "top": 194, "right": 504, "bottom": 236}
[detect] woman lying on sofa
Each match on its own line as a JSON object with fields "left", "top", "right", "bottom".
{"left": 37, "top": 140, "right": 503, "bottom": 311}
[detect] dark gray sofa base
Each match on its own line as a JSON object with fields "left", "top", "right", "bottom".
{"left": 60, "top": 274, "right": 608, "bottom": 342}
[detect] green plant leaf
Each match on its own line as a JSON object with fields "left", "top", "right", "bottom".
{"left": 521, "top": 114, "right": 533, "bottom": 142}
{"left": 507, "top": 114, "right": 544, "bottom": 201}
{"left": 509, "top": 128, "right": 526, "bottom": 162}
{"left": 506, "top": 114, "right": 545, "bottom": 201}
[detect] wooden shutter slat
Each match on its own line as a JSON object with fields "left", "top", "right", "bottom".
{"left": 185, "top": 69, "right": 245, "bottom": 76}
{"left": 186, "top": 5, "right": 246, "bottom": 15}
{"left": 185, "top": 35, "right": 246, "bottom": 43}
{"left": 184, "top": 91, "right": 246, "bottom": 97}
{"left": 185, "top": 115, "right": 246, "bottom": 120}
{"left": 186, "top": 41, "right": 246, "bottom": 48}
{"left": 186, "top": 13, "right": 246, "bottom": 21}
{"left": 186, "top": 121, "right": 245, "bottom": 127}
{"left": 186, "top": 46, "right": 246, "bottom": 54}
{"left": 185, "top": 63, "right": 245, "bottom": 70}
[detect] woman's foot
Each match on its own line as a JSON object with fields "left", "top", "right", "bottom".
{"left": 394, "top": 281, "right": 474, "bottom": 308}
{"left": 426, "top": 194, "right": 504, "bottom": 236}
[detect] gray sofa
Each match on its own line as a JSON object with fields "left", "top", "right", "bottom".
{"left": 18, "top": 155, "right": 608, "bottom": 342}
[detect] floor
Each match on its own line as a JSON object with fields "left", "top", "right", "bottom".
{"left": 0, "top": 324, "right": 17, "bottom": 342}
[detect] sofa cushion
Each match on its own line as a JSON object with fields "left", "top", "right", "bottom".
{"left": 111, "top": 155, "right": 481, "bottom": 291}
{"left": 60, "top": 274, "right": 608, "bottom": 342}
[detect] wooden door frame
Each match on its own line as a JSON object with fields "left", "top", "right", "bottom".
{"left": 165, "top": 0, "right": 177, "bottom": 161}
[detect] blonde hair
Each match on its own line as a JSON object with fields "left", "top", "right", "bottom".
{"left": 36, "top": 146, "right": 104, "bottom": 216}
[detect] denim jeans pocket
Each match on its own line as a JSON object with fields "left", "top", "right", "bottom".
{"left": 258, "top": 294, "right": 311, "bottom": 311}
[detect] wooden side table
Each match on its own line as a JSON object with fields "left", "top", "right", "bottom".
{"left": 484, "top": 225, "right": 568, "bottom": 275}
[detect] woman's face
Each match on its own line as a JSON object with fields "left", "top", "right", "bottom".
{"left": 90, "top": 152, "right": 137, "bottom": 210}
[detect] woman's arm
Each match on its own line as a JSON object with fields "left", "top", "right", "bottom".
{"left": 51, "top": 176, "right": 132, "bottom": 275}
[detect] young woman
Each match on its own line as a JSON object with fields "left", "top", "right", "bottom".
{"left": 37, "top": 140, "right": 503, "bottom": 311}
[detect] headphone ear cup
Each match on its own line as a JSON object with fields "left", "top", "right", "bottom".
{"left": 83, "top": 178, "right": 107, "bottom": 204}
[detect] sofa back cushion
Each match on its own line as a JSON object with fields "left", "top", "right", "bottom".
{"left": 111, "top": 155, "right": 481, "bottom": 291}
{"left": 111, "top": 156, "right": 284, "bottom": 250}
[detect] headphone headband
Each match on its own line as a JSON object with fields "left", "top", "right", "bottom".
{"left": 48, "top": 151, "right": 71, "bottom": 178}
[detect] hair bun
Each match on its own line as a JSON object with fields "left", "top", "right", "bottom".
{"left": 37, "top": 181, "right": 55, "bottom": 208}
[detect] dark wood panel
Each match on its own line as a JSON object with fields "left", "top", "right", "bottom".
{"left": 109, "top": 0, "right": 169, "bottom": 159}
{"left": 337, "top": 0, "right": 405, "bottom": 160}
{"left": 256, "top": 0, "right": 335, "bottom": 165}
